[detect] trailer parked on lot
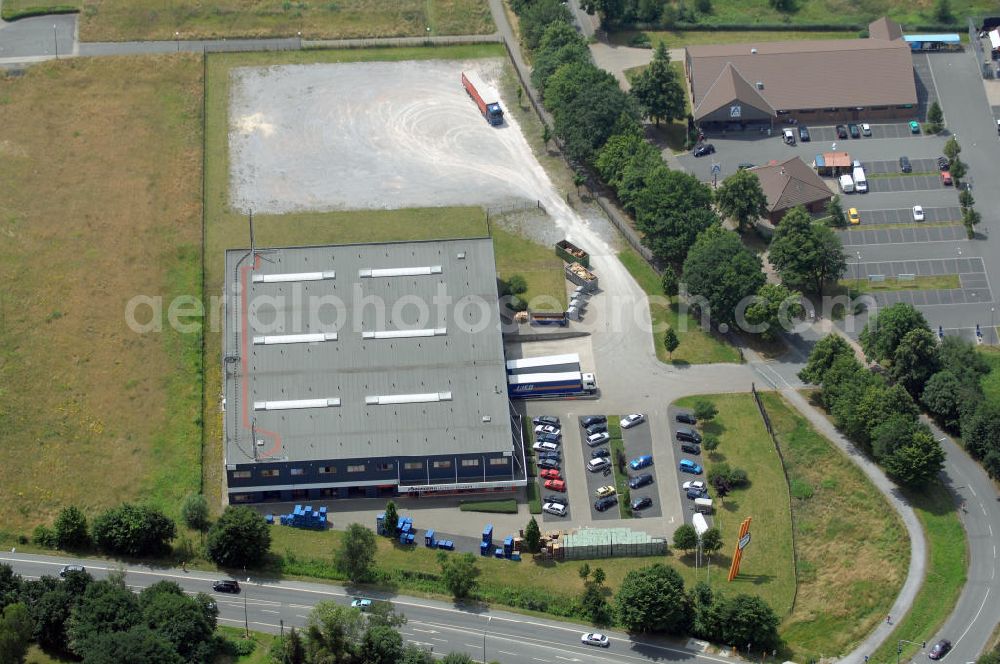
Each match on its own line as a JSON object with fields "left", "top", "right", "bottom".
{"left": 565, "top": 262, "right": 598, "bottom": 292}
{"left": 506, "top": 353, "right": 581, "bottom": 375}
{"left": 528, "top": 311, "right": 569, "bottom": 327}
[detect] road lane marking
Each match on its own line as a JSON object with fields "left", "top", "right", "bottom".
{"left": 262, "top": 609, "right": 279, "bottom": 614}
{"left": 498, "top": 651, "right": 517, "bottom": 656}
{"left": 296, "top": 614, "right": 308, "bottom": 619}
{"left": 464, "top": 643, "right": 479, "bottom": 648}
{"left": 953, "top": 588, "right": 991, "bottom": 646}
{"left": 431, "top": 637, "right": 448, "bottom": 643}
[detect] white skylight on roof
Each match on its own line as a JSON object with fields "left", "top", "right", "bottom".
{"left": 358, "top": 266, "right": 442, "bottom": 278}
{"left": 252, "top": 271, "right": 335, "bottom": 283}
{"left": 253, "top": 398, "right": 341, "bottom": 411}
{"left": 253, "top": 332, "right": 338, "bottom": 345}
{"left": 361, "top": 328, "right": 446, "bottom": 339}
{"left": 365, "top": 392, "right": 453, "bottom": 405}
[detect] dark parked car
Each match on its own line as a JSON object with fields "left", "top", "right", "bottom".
{"left": 681, "top": 443, "right": 701, "bottom": 455}
{"left": 798, "top": 125, "right": 810, "bottom": 142}
{"left": 536, "top": 459, "right": 560, "bottom": 470}
{"left": 693, "top": 143, "right": 715, "bottom": 157}
{"left": 737, "top": 161, "right": 755, "bottom": 170}
{"left": 686, "top": 487, "right": 708, "bottom": 499}
{"left": 676, "top": 427, "right": 702, "bottom": 443}
{"left": 629, "top": 473, "right": 654, "bottom": 489}
{"left": 591, "top": 448, "right": 611, "bottom": 458}
{"left": 937, "top": 156, "right": 950, "bottom": 170}
{"left": 536, "top": 432, "right": 561, "bottom": 444}
{"left": 836, "top": 124, "right": 848, "bottom": 139}
{"left": 675, "top": 412, "right": 697, "bottom": 425}
{"left": 631, "top": 496, "right": 653, "bottom": 511}
{"left": 585, "top": 422, "right": 608, "bottom": 435}
{"left": 848, "top": 123, "right": 860, "bottom": 138}
{"left": 594, "top": 496, "right": 618, "bottom": 512}
{"left": 213, "top": 580, "right": 241, "bottom": 593}
{"left": 928, "top": 640, "right": 952, "bottom": 660}
{"left": 544, "top": 494, "right": 568, "bottom": 506}
{"left": 899, "top": 156, "right": 912, "bottom": 173}
{"left": 532, "top": 415, "right": 559, "bottom": 427}
{"left": 581, "top": 415, "right": 606, "bottom": 427}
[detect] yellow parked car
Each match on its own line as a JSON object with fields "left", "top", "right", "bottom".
{"left": 848, "top": 208, "right": 861, "bottom": 225}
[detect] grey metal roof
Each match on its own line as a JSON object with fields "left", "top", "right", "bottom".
{"left": 224, "top": 238, "right": 514, "bottom": 464}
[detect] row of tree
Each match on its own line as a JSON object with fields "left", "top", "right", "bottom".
{"left": 0, "top": 565, "right": 218, "bottom": 663}
{"left": 35, "top": 500, "right": 272, "bottom": 570}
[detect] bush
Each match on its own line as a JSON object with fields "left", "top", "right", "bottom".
{"left": 33, "top": 525, "right": 57, "bottom": 549}
{"left": 205, "top": 506, "right": 271, "bottom": 569}
{"left": 54, "top": 506, "right": 90, "bottom": 550}
{"left": 91, "top": 503, "right": 176, "bottom": 558}
{"left": 181, "top": 494, "right": 210, "bottom": 532}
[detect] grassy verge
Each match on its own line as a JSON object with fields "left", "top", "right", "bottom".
{"left": 215, "top": 626, "right": 276, "bottom": 663}
{"left": 605, "top": 417, "right": 632, "bottom": 518}
{"left": 459, "top": 499, "right": 518, "bottom": 513}
{"left": 870, "top": 484, "right": 966, "bottom": 664}
{"left": 674, "top": 395, "right": 796, "bottom": 618}
{"left": 4, "top": 0, "right": 495, "bottom": 41}
{"left": 980, "top": 347, "right": 1000, "bottom": 406}
{"left": 836, "top": 274, "right": 961, "bottom": 293}
{"left": 618, "top": 249, "right": 741, "bottom": 364}
{"left": 0, "top": 55, "right": 204, "bottom": 532}
{"left": 760, "top": 393, "right": 909, "bottom": 661}
{"left": 613, "top": 29, "right": 859, "bottom": 48}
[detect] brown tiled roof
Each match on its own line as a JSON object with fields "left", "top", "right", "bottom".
{"left": 687, "top": 19, "right": 917, "bottom": 116}
{"left": 750, "top": 157, "right": 832, "bottom": 213}
{"left": 693, "top": 62, "right": 774, "bottom": 120}
{"left": 868, "top": 17, "right": 904, "bottom": 41}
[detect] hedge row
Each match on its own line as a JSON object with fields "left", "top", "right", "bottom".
{"left": 1, "top": 5, "right": 78, "bottom": 21}
{"left": 619, "top": 21, "right": 965, "bottom": 32}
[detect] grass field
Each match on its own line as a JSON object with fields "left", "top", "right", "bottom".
{"left": 613, "top": 29, "right": 859, "bottom": 48}
{"left": 675, "top": 394, "right": 797, "bottom": 618}
{"left": 760, "top": 393, "right": 909, "bottom": 661}
{"left": 2, "top": 0, "right": 494, "bottom": 41}
{"left": 980, "top": 347, "right": 1000, "bottom": 406}
{"left": 458, "top": 499, "right": 518, "bottom": 513}
{"left": 618, "top": 249, "right": 741, "bottom": 364}
{"left": 492, "top": 229, "right": 568, "bottom": 311}
{"left": 0, "top": 56, "right": 203, "bottom": 532}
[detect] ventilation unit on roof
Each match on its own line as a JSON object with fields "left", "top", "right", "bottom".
{"left": 482, "top": 415, "right": 492, "bottom": 422}
{"left": 751, "top": 48, "right": 758, "bottom": 54}
{"left": 756, "top": 81, "right": 764, "bottom": 90}
{"left": 457, "top": 252, "right": 466, "bottom": 259}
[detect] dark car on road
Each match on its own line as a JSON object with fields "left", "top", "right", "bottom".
{"left": 544, "top": 494, "right": 568, "bottom": 506}
{"left": 60, "top": 565, "right": 86, "bottom": 578}
{"left": 675, "top": 412, "right": 697, "bottom": 425}
{"left": 836, "top": 124, "right": 848, "bottom": 139}
{"left": 629, "top": 473, "right": 654, "bottom": 489}
{"left": 591, "top": 448, "right": 611, "bottom": 458}
{"left": 848, "top": 123, "right": 860, "bottom": 138}
{"left": 899, "top": 156, "right": 912, "bottom": 173}
{"left": 594, "top": 496, "right": 618, "bottom": 512}
{"left": 213, "top": 580, "right": 241, "bottom": 593}
{"left": 693, "top": 143, "right": 716, "bottom": 157}
{"left": 928, "top": 640, "right": 952, "bottom": 660}
{"left": 681, "top": 443, "right": 701, "bottom": 455}
{"left": 798, "top": 125, "right": 810, "bottom": 142}
{"left": 581, "top": 415, "right": 606, "bottom": 427}
{"left": 631, "top": 496, "right": 653, "bottom": 511}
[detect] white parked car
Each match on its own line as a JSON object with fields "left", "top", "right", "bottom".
{"left": 534, "top": 424, "right": 560, "bottom": 436}
{"left": 543, "top": 502, "right": 567, "bottom": 516}
{"left": 682, "top": 480, "right": 706, "bottom": 491}
{"left": 587, "top": 457, "right": 611, "bottom": 472}
{"left": 586, "top": 431, "right": 610, "bottom": 446}
{"left": 912, "top": 205, "right": 925, "bottom": 221}
{"left": 861, "top": 123, "right": 871, "bottom": 136}
{"left": 533, "top": 441, "right": 559, "bottom": 452}
{"left": 620, "top": 413, "right": 645, "bottom": 429}
{"left": 581, "top": 632, "right": 610, "bottom": 647}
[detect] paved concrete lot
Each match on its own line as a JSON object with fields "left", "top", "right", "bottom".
{"left": 620, "top": 419, "right": 663, "bottom": 520}
{"left": 867, "top": 173, "right": 946, "bottom": 193}
{"left": 852, "top": 257, "right": 994, "bottom": 308}
{"left": 912, "top": 52, "right": 940, "bottom": 117}
{"left": 864, "top": 158, "right": 940, "bottom": 174}
{"left": 845, "top": 206, "right": 961, "bottom": 224}
{"left": 666, "top": 405, "right": 712, "bottom": 528}
{"left": 804, "top": 122, "right": 922, "bottom": 143}
{"left": 872, "top": 287, "right": 993, "bottom": 307}
{"left": 839, "top": 223, "right": 967, "bottom": 246}
{"left": 855, "top": 257, "right": 988, "bottom": 280}
{"left": 229, "top": 58, "right": 558, "bottom": 213}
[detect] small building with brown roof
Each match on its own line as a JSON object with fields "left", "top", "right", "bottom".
{"left": 750, "top": 156, "right": 833, "bottom": 224}
{"left": 686, "top": 18, "right": 918, "bottom": 128}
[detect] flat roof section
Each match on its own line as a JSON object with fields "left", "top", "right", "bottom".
{"left": 224, "top": 238, "right": 514, "bottom": 465}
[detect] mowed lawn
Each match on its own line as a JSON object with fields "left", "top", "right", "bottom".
{"left": 0, "top": 56, "right": 203, "bottom": 532}
{"left": 980, "top": 347, "right": 1000, "bottom": 405}
{"left": 760, "top": 393, "right": 908, "bottom": 660}
{"left": 2, "top": 0, "right": 494, "bottom": 41}
{"left": 618, "top": 249, "right": 741, "bottom": 364}
{"left": 613, "top": 29, "right": 858, "bottom": 48}
{"left": 674, "top": 394, "right": 796, "bottom": 617}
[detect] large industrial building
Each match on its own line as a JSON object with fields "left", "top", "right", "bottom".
{"left": 223, "top": 238, "right": 526, "bottom": 504}
{"left": 686, "top": 17, "right": 919, "bottom": 127}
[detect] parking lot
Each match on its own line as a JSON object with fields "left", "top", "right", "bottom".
{"left": 666, "top": 405, "right": 713, "bottom": 528}
{"left": 843, "top": 206, "right": 960, "bottom": 225}
{"left": 620, "top": 418, "right": 663, "bottom": 521}
{"left": 847, "top": 257, "right": 994, "bottom": 308}
{"left": 839, "top": 223, "right": 967, "bottom": 247}
{"left": 867, "top": 173, "right": 947, "bottom": 193}
{"left": 804, "top": 121, "right": 925, "bottom": 143}
{"left": 863, "top": 158, "right": 940, "bottom": 174}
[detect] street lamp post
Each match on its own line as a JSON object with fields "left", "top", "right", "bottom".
{"left": 855, "top": 251, "right": 862, "bottom": 291}
{"left": 243, "top": 568, "right": 250, "bottom": 638}
{"left": 896, "top": 638, "right": 926, "bottom": 664}
{"left": 175, "top": 31, "right": 180, "bottom": 52}
{"left": 53, "top": 24, "right": 58, "bottom": 59}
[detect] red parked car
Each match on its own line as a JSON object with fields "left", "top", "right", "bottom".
{"left": 540, "top": 468, "right": 562, "bottom": 480}
{"left": 544, "top": 479, "right": 566, "bottom": 492}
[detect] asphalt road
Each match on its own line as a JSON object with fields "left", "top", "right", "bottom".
{"left": 0, "top": 551, "right": 741, "bottom": 664}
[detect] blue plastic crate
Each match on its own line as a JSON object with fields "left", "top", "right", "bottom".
{"left": 480, "top": 542, "right": 490, "bottom": 556}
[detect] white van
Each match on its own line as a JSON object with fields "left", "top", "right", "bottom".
{"left": 852, "top": 166, "right": 868, "bottom": 193}
{"left": 839, "top": 174, "right": 855, "bottom": 193}
{"left": 694, "top": 497, "right": 714, "bottom": 514}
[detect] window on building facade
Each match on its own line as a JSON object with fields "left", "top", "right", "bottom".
{"left": 461, "top": 459, "right": 480, "bottom": 467}
{"left": 319, "top": 465, "right": 336, "bottom": 474}
{"left": 232, "top": 470, "right": 252, "bottom": 479}
{"left": 347, "top": 464, "right": 365, "bottom": 473}
{"left": 260, "top": 469, "right": 280, "bottom": 478}
{"left": 403, "top": 462, "right": 423, "bottom": 470}
{"left": 488, "top": 457, "right": 508, "bottom": 466}
{"left": 377, "top": 462, "right": 394, "bottom": 472}
{"left": 432, "top": 460, "right": 452, "bottom": 469}
{"left": 290, "top": 468, "right": 305, "bottom": 476}
{"left": 231, "top": 493, "right": 253, "bottom": 502}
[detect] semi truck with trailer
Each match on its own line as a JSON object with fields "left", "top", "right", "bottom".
{"left": 506, "top": 353, "right": 582, "bottom": 375}
{"left": 461, "top": 71, "right": 504, "bottom": 126}
{"left": 507, "top": 371, "right": 598, "bottom": 398}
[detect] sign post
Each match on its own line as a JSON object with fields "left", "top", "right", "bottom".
{"left": 727, "top": 517, "right": 752, "bottom": 581}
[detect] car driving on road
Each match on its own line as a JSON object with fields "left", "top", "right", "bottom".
{"left": 928, "top": 639, "right": 952, "bottom": 660}
{"left": 213, "top": 580, "right": 241, "bottom": 593}
{"left": 351, "top": 598, "right": 372, "bottom": 611}
{"left": 581, "top": 632, "right": 610, "bottom": 647}
{"left": 60, "top": 565, "right": 85, "bottom": 577}
{"left": 693, "top": 143, "right": 715, "bottom": 157}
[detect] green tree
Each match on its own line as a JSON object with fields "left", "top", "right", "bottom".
{"left": 383, "top": 501, "right": 400, "bottom": 537}
{"left": 663, "top": 328, "right": 680, "bottom": 358}
{"left": 855, "top": 383, "right": 920, "bottom": 448}
{"left": 441, "top": 654, "right": 476, "bottom": 664}
{"left": 959, "top": 188, "right": 974, "bottom": 210}
{"left": 744, "top": 283, "right": 803, "bottom": 341}
{"left": 768, "top": 206, "right": 847, "bottom": 294}
{"left": 578, "top": 563, "right": 591, "bottom": 581}
{"left": 922, "top": 371, "right": 969, "bottom": 431}
{"left": 798, "top": 334, "right": 855, "bottom": 384}
{"left": 519, "top": 0, "right": 573, "bottom": 50}
{"left": 702, "top": 434, "right": 719, "bottom": 452}
{"left": 73, "top": 626, "right": 184, "bottom": 664}
{"left": 718, "top": 594, "right": 781, "bottom": 651}
{"left": 870, "top": 414, "right": 921, "bottom": 461}
{"left": 0, "top": 603, "right": 32, "bottom": 664}
{"left": 826, "top": 195, "right": 848, "bottom": 227}
{"left": 594, "top": 131, "right": 648, "bottom": 190}
{"left": 883, "top": 428, "right": 945, "bottom": 486}
{"left": 926, "top": 101, "right": 944, "bottom": 132}
{"left": 53, "top": 506, "right": 90, "bottom": 550}
{"left": 943, "top": 136, "right": 961, "bottom": 162}
{"left": 438, "top": 552, "right": 480, "bottom": 600}
{"left": 661, "top": 266, "right": 679, "bottom": 297}
{"left": 0, "top": 566, "right": 22, "bottom": 611}
{"left": 305, "top": 601, "right": 366, "bottom": 663}
{"left": 573, "top": 171, "right": 588, "bottom": 195}
{"left": 269, "top": 627, "right": 307, "bottom": 664}
{"left": 579, "top": 583, "right": 612, "bottom": 624}
{"left": 672, "top": 524, "right": 698, "bottom": 555}
{"left": 360, "top": 624, "right": 404, "bottom": 664}
{"left": 400, "top": 644, "right": 435, "bottom": 664}
{"left": 689, "top": 582, "right": 723, "bottom": 640}
{"left": 542, "top": 123, "right": 553, "bottom": 148}
{"left": 961, "top": 402, "right": 1000, "bottom": 476}
{"left": 67, "top": 578, "right": 140, "bottom": 657}
{"left": 949, "top": 156, "right": 967, "bottom": 182}
{"left": 692, "top": 400, "right": 718, "bottom": 422}
{"left": 890, "top": 327, "right": 941, "bottom": 396}
{"left": 524, "top": 517, "right": 541, "bottom": 554}
{"left": 180, "top": 494, "right": 210, "bottom": 532}
{"left": 206, "top": 505, "right": 272, "bottom": 569}
{"left": 700, "top": 528, "right": 723, "bottom": 554}
{"left": 695, "top": 0, "right": 712, "bottom": 13}
{"left": 859, "top": 302, "right": 929, "bottom": 365}
{"left": 934, "top": 0, "right": 953, "bottom": 23}
{"left": 139, "top": 582, "right": 215, "bottom": 662}
{"left": 91, "top": 503, "right": 176, "bottom": 558}
{"left": 634, "top": 167, "right": 719, "bottom": 264}
{"left": 630, "top": 42, "right": 686, "bottom": 126}
{"left": 545, "top": 62, "right": 634, "bottom": 165}
{"left": 615, "top": 564, "right": 691, "bottom": 634}
{"left": 592, "top": 567, "right": 606, "bottom": 586}
{"left": 683, "top": 226, "right": 766, "bottom": 328}
{"left": 336, "top": 524, "right": 378, "bottom": 583}
{"left": 715, "top": 169, "right": 768, "bottom": 233}
{"left": 963, "top": 207, "right": 981, "bottom": 239}
{"left": 940, "top": 335, "right": 990, "bottom": 376}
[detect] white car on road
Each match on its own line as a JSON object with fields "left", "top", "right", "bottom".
{"left": 581, "top": 632, "right": 610, "bottom": 647}
{"left": 620, "top": 413, "right": 645, "bottom": 429}
{"left": 587, "top": 457, "right": 611, "bottom": 472}
{"left": 912, "top": 205, "right": 924, "bottom": 221}
{"left": 543, "top": 502, "right": 567, "bottom": 517}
